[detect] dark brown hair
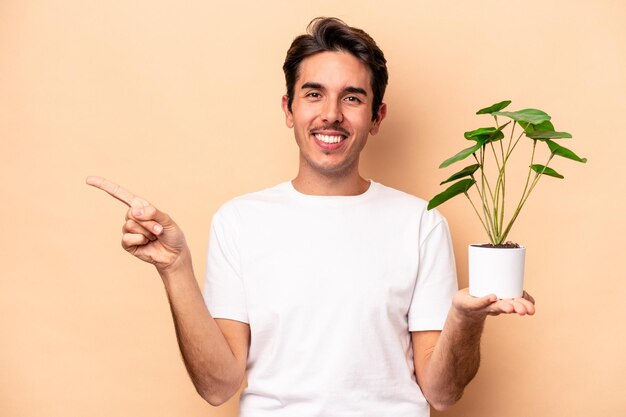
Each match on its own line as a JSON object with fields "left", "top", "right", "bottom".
{"left": 283, "top": 17, "right": 388, "bottom": 120}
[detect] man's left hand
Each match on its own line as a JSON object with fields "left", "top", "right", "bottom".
{"left": 452, "top": 288, "right": 536, "bottom": 319}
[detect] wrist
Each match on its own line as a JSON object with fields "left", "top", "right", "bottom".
{"left": 448, "top": 304, "right": 487, "bottom": 333}
{"left": 157, "top": 249, "right": 193, "bottom": 281}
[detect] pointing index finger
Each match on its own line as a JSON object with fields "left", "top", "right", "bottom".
{"left": 86, "top": 176, "right": 142, "bottom": 207}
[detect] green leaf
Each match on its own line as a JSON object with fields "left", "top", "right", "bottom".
{"left": 546, "top": 140, "right": 587, "bottom": 163}
{"left": 493, "top": 108, "right": 551, "bottom": 125}
{"left": 439, "top": 139, "right": 486, "bottom": 168}
{"left": 497, "top": 121, "right": 512, "bottom": 131}
{"left": 530, "top": 164, "right": 564, "bottom": 179}
{"left": 465, "top": 127, "right": 497, "bottom": 140}
{"left": 476, "top": 100, "right": 512, "bottom": 115}
{"left": 440, "top": 164, "right": 480, "bottom": 185}
{"left": 526, "top": 131, "right": 572, "bottom": 140}
{"left": 534, "top": 120, "right": 555, "bottom": 131}
{"left": 519, "top": 119, "right": 555, "bottom": 133}
{"left": 489, "top": 130, "right": 505, "bottom": 142}
{"left": 464, "top": 122, "right": 510, "bottom": 142}
{"left": 428, "top": 179, "right": 476, "bottom": 210}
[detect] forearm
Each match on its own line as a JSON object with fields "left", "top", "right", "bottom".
{"left": 86, "top": 177, "right": 246, "bottom": 404}
{"left": 158, "top": 253, "right": 245, "bottom": 405}
{"left": 421, "top": 309, "right": 485, "bottom": 410}
{"left": 416, "top": 289, "right": 535, "bottom": 410}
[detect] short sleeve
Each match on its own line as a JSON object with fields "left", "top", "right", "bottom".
{"left": 408, "top": 213, "right": 458, "bottom": 331}
{"left": 202, "top": 205, "right": 249, "bottom": 323}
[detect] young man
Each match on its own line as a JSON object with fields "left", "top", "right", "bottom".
{"left": 87, "top": 17, "right": 535, "bottom": 417}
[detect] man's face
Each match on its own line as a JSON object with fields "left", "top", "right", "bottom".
{"left": 282, "top": 51, "right": 386, "bottom": 180}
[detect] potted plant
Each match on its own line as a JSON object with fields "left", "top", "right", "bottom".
{"left": 428, "top": 100, "right": 586, "bottom": 298}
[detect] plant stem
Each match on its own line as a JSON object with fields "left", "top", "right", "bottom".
{"left": 490, "top": 142, "right": 502, "bottom": 171}
{"left": 507, "top": 131, "right": 526, "bottom": 161}
{"left": 478, "top": 146, "right": 497, "bottom": 239}
{"left": 497, "top": 122, "right": 506, "bottom": 238}
{"left": 470, "top": 155, "right": 488, "bottom": 213}
{"left": 498, "top": 163, "right": 506, "bottom": 243}
{"left": 465, "top": 191, "right": 494, "bottom": 244}
{"left": 500, "top": 150, "right": 555, "bottom": 242}
{"left": 506, "top": 121, "right": 517, "bottom": 156}
{"left": 494, "top": 115, "right": 507, "bottom": 163}
{"left": 516, "top": 140, "right": 538, "bottom": 215}
{"left": 490, "top": 141, "right": 502, "bottom": 238}
{"left": 479, "top": 147, "right": 496, "bottom": 206}
{"left": 492, "top": 119, "right": 520, "bottom": 243}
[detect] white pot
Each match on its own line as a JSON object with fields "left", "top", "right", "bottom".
{"left": 468, "top": 244, "right": 525, "bottom": 299}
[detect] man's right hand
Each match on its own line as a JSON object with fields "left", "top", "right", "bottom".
{"left": 87, "top": 176, "right": 248, "bottom": 405}
{"left": 86, "top": 176, "right": 189, "bottom": 272}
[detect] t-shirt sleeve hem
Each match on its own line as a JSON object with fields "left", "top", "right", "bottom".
{"left": 408, "top": 316, "right": 447, "bottom": 332}
{"left": 208, "top": 308, "right": 249, "bottom": 324}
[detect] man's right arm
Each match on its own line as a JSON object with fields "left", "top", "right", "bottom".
{"left": 86, "top": 176, "right": 249, "bottom": 406}
{"left": 159, "top": 254, "right": 250, "bottom": 406}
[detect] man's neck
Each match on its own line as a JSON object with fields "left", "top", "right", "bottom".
{"left": 291, "top": 172, "right": 370, "bottom": 196}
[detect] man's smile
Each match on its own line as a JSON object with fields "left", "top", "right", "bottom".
{"left": 311, "top": 131, "right": 349, "bottom": 150}
{"left": 310, "top": 125, "right": 350, "bottom": 150}
{"left": 314, "top": 133, "right": 345, "bottom": 144}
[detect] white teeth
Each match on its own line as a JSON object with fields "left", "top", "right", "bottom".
{"left": 315, "top": 134, "right": 343, "bottom": 144}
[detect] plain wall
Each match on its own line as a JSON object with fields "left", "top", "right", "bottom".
{"left": 1, "top": 1, "right": 624, "bottom": 416}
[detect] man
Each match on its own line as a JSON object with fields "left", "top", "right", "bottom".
{"left": 87, "top": 17, "right": 535, "bottom": 416}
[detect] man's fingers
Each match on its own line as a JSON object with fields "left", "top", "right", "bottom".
{"left": 86, "top": 176, "right": 148, "bottom": 208}
{"left": 516, "top": 297, "right": 536, "bottom": 315}
{"left": 492, "top": 298, "right": 535, "bottom": 316}
{"left": 508, "top": 300, "right": 527, "bottom": 316}
{"left": 522, "top": 291, "right": 536, "bottom": 305}
{"left": 465, "top": 293, "right": 498, "bottom": 311}
{"left": 126, "top": 207, "right": 167, "bottom": 235}
{"left": 122, "top": 233, "right": 150, "bottom": 249}
{"left": 86, "top": 177, "right": 167, "bottom": 230}
{"left": 130, "top": 205, "right": 172, "bottom": 233}
{"left": 124, "top": 219, "right": 157, "bottom": 241}
{"left": 494, "top": 300, "right": 515, "bottom": 314}
{"left": 504, "top": 293, "right": 536, "bottom": 316}
{"left": 456, "top": 288, "right": 536, "bottom": 317}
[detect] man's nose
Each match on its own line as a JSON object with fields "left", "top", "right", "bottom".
{"left": 321, "top": 98, "right": 343, "bottom": 123}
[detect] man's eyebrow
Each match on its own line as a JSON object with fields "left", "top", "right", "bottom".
{"left": 300, "top": 83, "right": 367, "bottom": 96}
{"left": 345, "top": 86, "right": 367, "bottom": 96}
{"left": 301, "top": 82, "right": 323, "bottom": 90}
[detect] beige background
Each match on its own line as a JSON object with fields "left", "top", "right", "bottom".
{"left": 1, "top": 1, "right": 624, "bottom": 416}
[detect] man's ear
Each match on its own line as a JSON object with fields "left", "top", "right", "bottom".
{"left": 282, "top": 95, "right": 294, "bottom": 128}
{"left": 369, "top": 102, "right": 387, "bottom": 135}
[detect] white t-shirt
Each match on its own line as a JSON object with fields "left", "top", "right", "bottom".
{"left": 203, "top": 181, "right": 457, "bottom": 417}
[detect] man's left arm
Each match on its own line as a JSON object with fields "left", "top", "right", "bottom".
{"left": 412, "top": 289, "right": 536, "bottom": 411}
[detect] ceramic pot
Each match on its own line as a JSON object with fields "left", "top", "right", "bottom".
{"left": 468, "top": 244, "right": 525, "bottom": 299}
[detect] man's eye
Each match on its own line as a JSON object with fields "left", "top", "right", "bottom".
{"left": 345, "top": 96, "right": 362, "bottom": 103}
{"left": 307, "top": 92, "right": 321, "bottom": 98}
